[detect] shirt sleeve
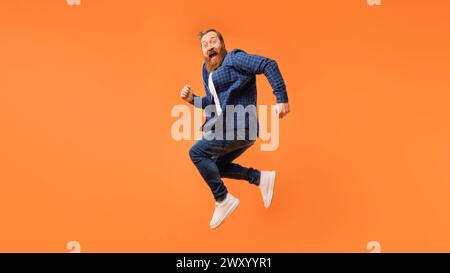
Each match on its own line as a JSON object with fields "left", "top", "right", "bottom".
{"left": 189, "top": 94, "right": 211, "bottom": 109}
{"left": 231, "top": 49, "right": 289, "bottom": 103}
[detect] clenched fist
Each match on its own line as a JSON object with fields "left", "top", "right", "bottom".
{"left": 180, "top": 84, "right": 194, "bottom": 103}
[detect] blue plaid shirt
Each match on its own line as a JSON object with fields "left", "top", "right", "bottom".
{"left": 189, "top": 48, "right": 289, "bottom": 138}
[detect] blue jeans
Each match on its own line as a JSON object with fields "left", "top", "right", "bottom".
{"left": 189, "top": 130, "right": 261, "bottom": 202}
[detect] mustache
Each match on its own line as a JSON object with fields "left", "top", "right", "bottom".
{"left": 207, "top": 50, "right": 218, "bottom": 58}
{"left": 204, "top": 47, "right": 227, "bottom": 72}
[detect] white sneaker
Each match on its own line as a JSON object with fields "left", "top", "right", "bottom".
{"left": 259, "top": 171, "right": 276, "bottom": 208}
{"left": 209, "top": 193, "right": 240, "bottom": 229}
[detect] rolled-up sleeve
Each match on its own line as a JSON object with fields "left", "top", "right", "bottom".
{"left": 189, "top": 94, "right": 210, "bottom": 109}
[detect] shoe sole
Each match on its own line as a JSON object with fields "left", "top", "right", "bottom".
{"left": 265, "top": 171, "right": 276, "bottom": 208}
{"left": 210, "top": 198, "right": 240, "bottom": 229}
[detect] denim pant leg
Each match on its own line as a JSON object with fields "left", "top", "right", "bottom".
{"left": 189, "top": 137, "right": 228, "bottom": 202}
{"left": 215, "top": 140, "right": 261, "bottom": 185}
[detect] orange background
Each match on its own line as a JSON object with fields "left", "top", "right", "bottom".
{"left": 1, "top": 0, "right": 450, "bottom": 252}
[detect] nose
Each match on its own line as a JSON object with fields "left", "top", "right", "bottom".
{"left": 206, "top": 43, "right": 215, "bottom": 51}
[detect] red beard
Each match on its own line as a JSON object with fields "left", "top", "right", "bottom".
{"left": 204, "top": 47, "right": 228, "bottom": 72}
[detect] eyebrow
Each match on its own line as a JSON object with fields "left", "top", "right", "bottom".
{"left": 202, "top": 37, "right": 217, "bottom": 43}
{"left": 201, "top": 37, "right": 217, "bottom": 46}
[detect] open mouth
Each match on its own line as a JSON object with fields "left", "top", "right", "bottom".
{"left": 209, "top": 52, "right": 218, "bottom": 59}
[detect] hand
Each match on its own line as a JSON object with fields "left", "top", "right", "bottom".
{"left": 180, "top": 84, "right": 194, "bottom": 103}
{"left": 274, "top": 102, "right": 290, "bottom": 119}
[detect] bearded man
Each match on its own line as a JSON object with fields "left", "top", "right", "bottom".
{"left": 180, "top": 29, "right": 290, "bottom": 229}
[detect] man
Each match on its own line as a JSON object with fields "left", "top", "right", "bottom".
{"left": 180, "top": 29, "right": 290, "bottom": 229}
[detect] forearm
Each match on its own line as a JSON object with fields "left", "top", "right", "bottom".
{"left": 189, "top": 94, "right": 209, "bottom": 109}
{"left": 262, "top": 59, "right": 289, "bottom": 103}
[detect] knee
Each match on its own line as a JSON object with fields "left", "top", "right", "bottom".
{"left": 188, "top": 145, "right": 198, "bottom": 162}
